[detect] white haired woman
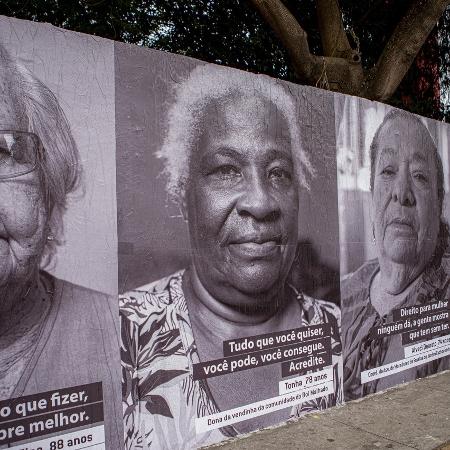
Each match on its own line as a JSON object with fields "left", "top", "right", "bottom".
{"left": 0, "top": 45, "right": 122, "bottom": 448}
{"left": 120, "top": 64, "right": 342, "bottom": 449}
{"left": 342, "top": 109, "right": 450, "bottom": 399}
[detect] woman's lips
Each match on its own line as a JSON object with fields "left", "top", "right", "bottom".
{"left": 228, "top": 240, "right": 280, "bottom": 258}
{"left": 387, "top": 220, "right": 416, "bottom": 237}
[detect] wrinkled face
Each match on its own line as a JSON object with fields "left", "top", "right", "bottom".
{"left": 0, "top": 75, "right": 47, "bottom": 288}
{"left": 372, "top": 115, "right": 440, "bottom": 269}
{"left": 184, "top": 95, "right": 299, "bottom": 306}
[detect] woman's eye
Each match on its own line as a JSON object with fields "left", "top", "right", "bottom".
{"left": 9, "top": 139, "right": 26, "bottom": 162}
{"left": 413, "top": 172, "right": 428, "bottom": 183}
{"left": 269, "top": 167, "right": 291, "bottom": 181}
{"left": 380, "top": 167, "right": 395, "bottom": 176}
{"left": 0, "top": 145, "right": 12, "bottom": 161}
{"left": 211, "top": 165, "right": 240, "bottom": 179}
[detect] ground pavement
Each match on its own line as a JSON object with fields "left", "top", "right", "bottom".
{"left": 206, "top": 370, "right": 450, "bottom": 450}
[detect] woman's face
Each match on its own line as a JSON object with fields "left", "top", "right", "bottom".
{"left": 372, "top": 116, "right": 440, "bottom": 270}
{"left": 184, "top": 95, "right": 299, "bottom": 308}
{"left": 0, "top": 85, "right": 48, "bottom": 287}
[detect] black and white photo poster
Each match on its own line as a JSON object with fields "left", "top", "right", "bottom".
{"left": 0, "top": 16, "right": 122, "bottom": 449}
{"left": 336, "top": 95, "right": 450, "bottom": 400}
{"left": 116, "top": 44, "right": 342, "bottom": 448}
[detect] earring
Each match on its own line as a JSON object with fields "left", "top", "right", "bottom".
{"left": 372, "top": 224, "right": 376, "bottom": 244}
{"left": 47, "top": 234, "right": 54, "bottom": 241}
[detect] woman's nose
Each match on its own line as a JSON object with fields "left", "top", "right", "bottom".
{"left": 236, "top": 175, "right": 280, "bottom": 221}
{"left": 392, "top": 169, "right": 416, "bottom": 206}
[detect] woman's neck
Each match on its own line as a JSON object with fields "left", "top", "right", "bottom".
{"left": 188, "top": 265, "right": 289, "bottom": 325}
{"left": 370, "top": 265, "right": 422, "bottom": 317}
{"left": 0, "top": 272, "right": 49, "bottom": 335}
{"left": 377, "top": 256, "right": 425, "bottom": 295}
{"left": 0, "top": 267, "right": 40, "bottom": 313}
{"left": 184, "top": 267, "right": 301, "bottom": 360}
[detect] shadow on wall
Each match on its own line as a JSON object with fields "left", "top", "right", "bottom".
{"left": 289, "top": 239, "right": 340, "bottom": 305}
{"left": 118, "top": 246, "right": 190, "bottom": 294}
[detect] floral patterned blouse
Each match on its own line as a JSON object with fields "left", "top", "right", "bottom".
{"left": 121, "top": 270, "right": 342, "bottom": 449}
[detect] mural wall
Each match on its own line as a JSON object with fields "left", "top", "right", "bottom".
{"left": 0, "top": 14, "right": 448, "bottom": 450}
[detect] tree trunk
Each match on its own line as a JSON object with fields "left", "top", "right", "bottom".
{"left": 363, "top": 0, "right": 450, "bottom": 101}
{"left": 249, "top": 0, "right": 450, "bottom": 101}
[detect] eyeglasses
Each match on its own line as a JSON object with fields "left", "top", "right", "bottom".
{"left": 0, "top": 130, "right": 44, "bottom": 180}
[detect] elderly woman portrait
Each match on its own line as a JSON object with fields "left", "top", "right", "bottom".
{"left": 340, "top": 107, "right": 450, "bottom": 399}
{"left": 0, "top": 42, "right": 122, "bottom": 447}
{"left": 120, "top": 62, "right": 342, "bottom": 449}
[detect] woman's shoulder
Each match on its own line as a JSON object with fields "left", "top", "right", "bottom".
{"left": 420, "top": 253, "right": 450, "bottom": 296}
{"left": 298, "top": 294, "right": 342, "bottom": 366}
{"left": 314, "top": 297, "right": 341, "bottom": 320}
{"left": 341, "top": 259, "right": 379, "bottom": 303}
{"left": 299, "top": 292, "right": 341, "bottom": 326}
{"left": 41, "top": 273, "right": 120, "bottom": 342}
{"left": 119, "top": 269, "right": 185, "bottom": 321}
{"left": 438, "top": 252, "right": 450, "bottom": 274}
{"left": 41, "top": 271, "right": 115, "bottom": 304}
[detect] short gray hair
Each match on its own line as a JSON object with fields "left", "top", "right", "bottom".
{"left": 0, "top": 44, "right": 81, "bottom": 266}
{"left": 157, "top": 63, "right": 315, "bottom": 202}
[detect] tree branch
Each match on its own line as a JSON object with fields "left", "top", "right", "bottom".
{"left": 315, "top": 0, "right": 354, "bottom": 59}
{"left": 249, "top": 0, "right": 364, "bottom": 94}
{"left": 248, "top": 0, "right": 322, "bottom": 81}
{"left": 365, "top": 0, "right": 450, "bottom": 101}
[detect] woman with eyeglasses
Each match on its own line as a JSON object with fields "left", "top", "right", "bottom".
{"left": 0, "top": 45, "right": 122, "bottom": 448}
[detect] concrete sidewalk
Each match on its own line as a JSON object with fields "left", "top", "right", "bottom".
{"left": 207, "top": 370, "right": 450, "bottom": 450}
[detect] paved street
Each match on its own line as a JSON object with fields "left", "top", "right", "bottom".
{"left": 206, "top": 370, "right": 450, "bottom": 450}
